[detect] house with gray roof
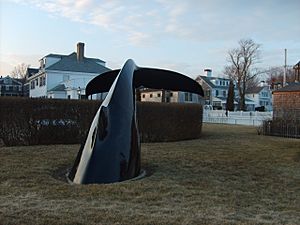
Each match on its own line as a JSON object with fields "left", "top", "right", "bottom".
{"left": 27, "top": 42, "right": 110, "bottom": 99}
{"left": 272, "top": 82, "right": 300, "bottom": 121}
{"left": 245, "top": 84, "right": 273, "bottom": 111}
{"left": 0, "top": 76, "right": 23, "bottom": 97}
{"left": 196, "top": 70, "right": 256, "bottom": 110}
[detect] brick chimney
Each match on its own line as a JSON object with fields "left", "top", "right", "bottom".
{"left": 77, "top": 42, "right": 85, "bottom": 62}
{"left": 204, "top": 69, "right": 212, "bottom": 77}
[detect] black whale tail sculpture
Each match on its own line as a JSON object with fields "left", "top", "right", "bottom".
{"left": 68, "top": 59, "right": 204, "bottom": 184}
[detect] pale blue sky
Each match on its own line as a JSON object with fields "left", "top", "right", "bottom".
{"left": 0, "top": 0, "right": 299, "bottom": 78}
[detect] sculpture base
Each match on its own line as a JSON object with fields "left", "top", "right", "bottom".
{"left": 65, "top": 169, "right": 147, "bottom": 185}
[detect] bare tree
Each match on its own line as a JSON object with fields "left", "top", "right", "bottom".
{"left": 246, "top": 75, "right": 261, "bottom": 91}
{"left": 10, "top": 63, "right": 29, "bottom": 82}
{"left": 266, "top": 66, "right": 294, "bottom": 89}
{"left": 226, "top": 39, "right": 261, "bottom": 110}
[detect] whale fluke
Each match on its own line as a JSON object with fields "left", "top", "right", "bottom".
{"left": 69, "top": 59, "right": 203, "bottom": 184}
{"left": 86, "top": 67, "right": 203, "bottom": 97}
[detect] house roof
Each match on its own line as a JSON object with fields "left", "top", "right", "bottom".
{"left": 198, "top": 76, "right": 216, "bottom": 88}
{"left": 46, "top": 53, "right": 110, "bottom": 74}
{"left": 26, "top": 68, "right": 39, "bottom": 78}
{"left": 273, "top": 82, "right": 300, "bottom": 92}
{"left": 0, "top": 76, "right": 22, "bottom": 85}
{"left": 48, "top": 84, "right": 66, "bottom": 92}
{"left": 293, "top": 61, "right": 300, "bottom": 69}
{"left": 45, "top": 52, "right": 105, "bottom": 64}
{"left": 198, "top": 75, "right": 231, "bottom": 89}
{"left": 245, "top": 86, "right": 265, "bottom": 94}
{"left": 44, "top": 53, "right": 66, "bottom": 58}
{"left": 140, "top": 88, "right": 163, "bottom": 93}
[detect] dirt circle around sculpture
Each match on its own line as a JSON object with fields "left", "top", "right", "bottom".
{"left": 52, "top": 165, "right": 150, "bottom": 185}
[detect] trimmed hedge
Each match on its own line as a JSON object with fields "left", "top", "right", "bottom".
{"left": 0, "top": 97, "right": 203, "bottom": 146}
{"left": 137, "top": 102, "right": 202, "bottom": 142}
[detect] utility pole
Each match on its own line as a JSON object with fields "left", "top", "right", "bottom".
{"left": 283, "top": 49, "right": 287, "bottom": 87}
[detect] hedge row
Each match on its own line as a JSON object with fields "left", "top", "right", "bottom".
{"left": 0, "top": 97, "right": 203, "bottom": 146}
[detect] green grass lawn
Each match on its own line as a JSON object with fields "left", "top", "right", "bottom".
{"left": 0, "top": 123, "right": 299, "bottom": 225}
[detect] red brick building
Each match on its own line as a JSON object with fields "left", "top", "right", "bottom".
{"left": 263, "top": 62, "right": 300, "bottom": 138}
{"left": 273, "top": 82, "right": 300, "bottom": 121}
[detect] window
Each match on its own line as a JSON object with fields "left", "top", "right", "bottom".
{"left": 6, "top": 85, "right": 9, "bottom": 91}
{"left": 185, "top": 93, "right": 189, "bottom": 101}
{"left": 213, "top": 101, "right": 222, "bottom": 107}
{"left": 206, "top": 90, "right": 210, "bottom": 97}
{"left": 150, "top": 94, "right": 153, "bottom": 98}
{"left": 41, "top": 76, "right": 46, "bottom": 86}
{"left": 223, "top": 90, "right": 226, "bottom": 97}
{"left": 35, "top": 79, "right": 38, "bottom": 86}
{"left": 157, "top": 93, "right": 161, "bottom": 97}
{"left": 170, "top": 92, "right": 173, "bottom": 97}
{"left": 37, "top": 76, "right": 46, "bottom": 86}
{"left": 142, "top": 94, "right": 145, "bottom": 98}
{"left": 185, "top": 92, "right": 193, "bottom": 102}
{"left": 31, "top": 81, "right": 35, "bottom": 89}
{"left": 261, "top": 91, "right": 268, "bottom": 97}
{"left": 215, "top": 90, "right": 219, "bottom": 96}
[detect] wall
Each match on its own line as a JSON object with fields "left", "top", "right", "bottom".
{"left": 273, "top": 91, "right": 300, "bottom": 121}
{"left": 177, "top": 92, "right": 201, "bottom": 103}
{"left": 29, "top": 73, "right": 47, "bottom": 98}
{"left": 141, "top": 90, "right": 163, "bottom": 102}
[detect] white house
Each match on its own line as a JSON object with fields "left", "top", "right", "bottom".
{"left": 27, "top": 42, "right": 110, "bottom": 99}
{"left": 196, "top": 71, "right": 254, "bottom": 110}
{"left": 245, "top": 84, "right": 273, "bottom": 111}
{"left": 196, "top": 70, "right": 273, "bottom": 111}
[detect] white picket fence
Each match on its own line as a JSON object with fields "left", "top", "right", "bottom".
{"left": 203, "top": 110, "right": 273, "bottom": 126}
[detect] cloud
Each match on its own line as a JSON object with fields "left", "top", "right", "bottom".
{"left": 8, "top": 0, "right": 300, "bottom": 46}
{"left": 0, "top": 54, "right": 42, "bottom": 75}
{"left": 128, "top": 32, "right": 153, "bottom": 46}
